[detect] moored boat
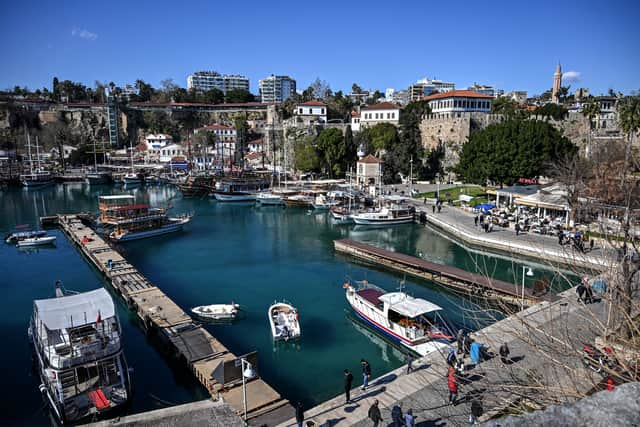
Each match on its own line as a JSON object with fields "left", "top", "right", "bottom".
{"left": 284, "top": 193, "right": 315, "bottom": 208}
{"left": 85, "top": 170, "right": 112, "bottom": 185}
{"left": 5, "top": 229, "right": 48, "bottom": 243}
{"left": 29, "top": 283, "right": 131, "bottom": 424}
{"left": 191, "top": 303, "right": 240, "bottom": 321}
{"left": 210, "top": 176, "right": 269, "bottom": 202}
{"left": 256, "top": 192, "right": 284, "bottom": 206}
{"left": 16, "top": 235, "right": 56, "bottom": 247}
{"left": 122, "top": 172, "right": 142, "bottom": 185}
{"left": 268, "top": 301, "right": 301, "bottom": 341}
{"left": 344, "top": 280, "right": 453, "bottom": 356}
{"left": 351, "top": 198, "right": 415, "bottom": 226}
{"left": 312, "top": 194, "right": 341, "bottom": 210}
{"left": 330, "top": 206, "right": 354, "bottom": 224}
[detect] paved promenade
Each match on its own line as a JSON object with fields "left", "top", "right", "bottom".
{"left": 278, "top": 287, "right": 607, "bottom": 427}
{"left": 413, "top": 202, "right": 612, "bottom": 271}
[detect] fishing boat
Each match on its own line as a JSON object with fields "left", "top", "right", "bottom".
{"left": 312, "top": 193, "right": 341, "bottom": 210}
{"left": 121, "top": 172, "right": 142, "bottom": 185}
{"left": 256, "top": 191, "right": 284, "bottom": 206}
{"left": 98, "top": 195, "right": 192, "bottom": 242}
{"left": 351, "top": 197, "right": 415, "bottom": 226}
{"left": 16, "top": 235, "right": 56, "bottom": 247}
{"left": 211, "top": 176, "right": 270, "bottom": 202}
{"left": 5, "top": 229, "right": 47, "bottom": 243}
{"left": 191, "top": 303, "right": 240, "bottom": 321}
{"left": 177, "top": 174, "right": 213, "bottom": 197}
{"left": 268, "top": 301, "right": 301, "bottom": 341}
{"left": 29, "top": 283, "right": 131, "bottom": 424}
{"left": 329, "top": 206, "right": 353, "bottom": 224}
{"left": 344, "top": 280, "right": 452, "bottom": 356}
{"left": 284, "top": 192, "right": 315, "bottom": 208}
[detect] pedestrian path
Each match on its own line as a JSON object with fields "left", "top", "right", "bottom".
{"left": 278, "top": 287, "right": 607, "bottom": 426}
{"left": 414, "top": 203, "right": 610, "bottom": 271}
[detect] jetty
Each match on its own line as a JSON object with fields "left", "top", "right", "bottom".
{"left": 334, "top": 239, "right": 558, "bottom": 307}
{"left": 51, "top": 214, "right": 293, "bottom": 425}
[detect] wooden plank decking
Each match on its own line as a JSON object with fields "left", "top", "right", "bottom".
{"left": 55, "top": 214, "right": 293, "bottom": 423}
{"left": 334, "top": 239, "right": 558, "bottom": 307}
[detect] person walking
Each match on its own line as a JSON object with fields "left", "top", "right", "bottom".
{"left": 344, "top": 369, "right": 354, "bottom": 403}
{"left": 361, "top": 359, "right": 371, "bottom": 390}
{"left": 447, "top": 347, "right": 457, "bottom": 366}
{"left": 469, "top": 400, "right": 483, "bottom": 426}
{"left": 405, "top": 352, "right": 414, "bottom": 374}
{"left": 499, "top": 342, "right": 510, "bottom": 364}
{"left": 404, "top": 408, "right": 416, "bottom": 427}
{"left": 391, "top": 404, "right": 403, "bottom": 427}
{"left": 456, "top": 329, "right": 465, "bottom": 354}
{"left": 295, "top": 401, "right": 304, "bottom": 427}
{"left": 368, "top": 399, "right": 383, "bottom": 427}
{"left": 515, "top": 222, "right": 520, "bottom": 236}
{"left": 447, "top": 366, "right": 458, "bottom": 405}
{"left": 432, "top": 205, "right": 436, "bottom": 214}
{"left": 474, "top": 215, "right": 478, "bottom": 227}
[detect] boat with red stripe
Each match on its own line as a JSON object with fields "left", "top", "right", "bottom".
{"left": 344, "top": 280, "right": 453, "bottom": 356}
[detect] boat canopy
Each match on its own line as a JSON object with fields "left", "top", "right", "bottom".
{"left": 99, "top": 195, "right": 135, "bottom": 200}
{"left": 379, "top": 292, "right": 442, "bottom": 318}
{"left": 34, "top": 288, "right": 115, "bottom": 330}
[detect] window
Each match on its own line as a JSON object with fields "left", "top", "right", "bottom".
{"left": 298, "top": 108, "right": 303, "bottom": 114}
{"left": 387, "top": 113, "right": 391, "bottom": 119}
{"left": 321, "top": 108, "right": 325, "bottom": 115}
{"left": 391, "top": 113, "right": 395, "bottom": 119}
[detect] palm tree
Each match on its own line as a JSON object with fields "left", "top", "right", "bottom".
{"left": 581, "top": 98, "right": 601, "bottom": 157}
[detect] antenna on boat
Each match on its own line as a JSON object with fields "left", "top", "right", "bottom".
{"left": 397, "top": 277, "right": 406, "bottom": 294}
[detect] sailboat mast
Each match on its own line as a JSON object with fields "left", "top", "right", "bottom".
{"left": 35, "top": 136, "right": 42, "bottom": 171}
{"left": 93, "top": 138, "right": 98, "bottom": 170}
{"left": 26, "top": 128, "right": 34, "bottom": 174}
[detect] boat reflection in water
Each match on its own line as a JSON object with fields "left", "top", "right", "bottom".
{"left": 345, "top": 312, "right": 406, "bottom": 364}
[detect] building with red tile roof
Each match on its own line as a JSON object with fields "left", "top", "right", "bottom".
{"left": 424, "top": 90, "right": 493, "bottom": 115}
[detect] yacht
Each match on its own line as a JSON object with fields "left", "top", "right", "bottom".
{"left": 211, "top": 176, "right": 270, "bottom": 202}
{"left": 284, "top": 191, "right": 315, "bottom": 208}
{"left": 312, "top": 193, "right": 341, "bottom": 210}
{"left": 16, "top": 235, "right": 56, "bottom": 247}
{"left": 98, "top": 195, "right": 191, "bottom": 242}
{"left": 256, "top": 191, "right": 284, "bottom": 206}
{"left": 21, "top": 134, "right": 55, "bottom": 188}
{"left": 5, "top": 229, "right": 48, "bottom": 244}
{"left": 351, "top": 197, "right": 415, "bottom": 226}
{"left": 268, "top": 301, "right": 301, "bottom": 341}
{"left": 344, "top": 280, "right": 453, "bottom": 356}
{"left": 121, "top": 172, "right": 142, "bottom": 185}
{"left": 29, "top": 284, "right": 131, "bottom": 424}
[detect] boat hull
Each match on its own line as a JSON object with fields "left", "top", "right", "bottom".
{"left": 21, "top": 178, "right": 55, "bottom": 188}
{"left": 85, "top": 173, "right": 112, "bottom": 185}
{"left": 268, "top": 302, "right": 301, "bottom": 341}
{"left": 213, "top": 192, "right": 256, "bottom": 202}
{"left": 351, "top": 216, "right": 414, "bottom": 225}
{"left": 111, "top": 219, "right": 188, "bottom": 241}
{"left": 16, "top": 236, "right": 56, "bottom": 247}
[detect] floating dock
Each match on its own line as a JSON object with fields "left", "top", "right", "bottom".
{"left": 334, "top": 239, "right": 558, "bottom": 307}
{"left": 52, "top": 214, "right": 293, "bottom": 424}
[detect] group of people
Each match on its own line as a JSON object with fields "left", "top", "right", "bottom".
{"left": 366, "top": 400, "right": 416, "bottom": 427}
{"left": 558, "top": 229, "right": 594, "bottom": 253}
{"left": 343, "top": 359, "right": 372, "bottom": 404}
{"left": 474, "top": 214, "right": 495, "bottom": 233}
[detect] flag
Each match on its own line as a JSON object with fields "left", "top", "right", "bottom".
{"left": 96, "top": 310, "right": 102, "bottom": 324}
{"left": 15, "top": 224, "right": 30, "bottom": 229}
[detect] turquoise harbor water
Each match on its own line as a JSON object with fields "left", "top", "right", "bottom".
{"left": 0, "top": 184, "right": 573, "bottom": 426}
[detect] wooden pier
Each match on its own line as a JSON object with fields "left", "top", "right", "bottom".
{"left": 334, "top": 239, "right": 558, "bottom": 307}
{"left": 53, "top": 214, "right": 293, "bottom": 424}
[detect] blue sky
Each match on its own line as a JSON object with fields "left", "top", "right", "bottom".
{"left": 1, "top": 0, "right": 638, "bottom": 97}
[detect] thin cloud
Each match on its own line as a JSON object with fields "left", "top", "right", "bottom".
{"left": 71, "top": 28, "right": 98, "bottom": 41}
{"left": 562, "top": 71, "right": 581, "bottom": 83}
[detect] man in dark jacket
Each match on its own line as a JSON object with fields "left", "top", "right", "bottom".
{"left": 361, "top": 359, "right": 372, "bottom": 390}
{"left": 499, "top": 342, "right": 510, "bottom": 364}
{"left": 295, "top": 401, "right": 304, "bottom": 427}
{"left": 344, "top": 369, "right": 354, "bottom": 403}
{"left": 368, "top": 399, "right": 383, "bottom": 427}
{"left": 391, "top": 404, "right": 403, "bottom": 427}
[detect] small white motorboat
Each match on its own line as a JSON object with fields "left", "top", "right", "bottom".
{"left": 268, "top": 301, "right": 301, "bottom": 341}
{"left": 192, "top": 303, "right": 240, "bottom": 321}
{"left": 16, "top": 235, "right": 56, "bottom": 247}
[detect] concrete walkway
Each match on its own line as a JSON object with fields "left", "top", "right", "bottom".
{"left": 414, "top": 203, "right": 612, "bottom": 271}
{"left": 278, "top": 288, "right": 609, "bottom": 427}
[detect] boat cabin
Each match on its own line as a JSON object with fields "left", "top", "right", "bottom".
{"left": 99, "top": 195, "right": 163, "bottom": 224}
{"left": 378, "top": 292, "right": 443, "bottom": 341}
{"left": 31, "top": 288, "right": 122, "bottom": 370}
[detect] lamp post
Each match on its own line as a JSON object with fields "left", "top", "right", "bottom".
{"left": 240, "top": 358, "right": 256, "bottom": 422}
{"left": 409, "top": 157, "right": 413, "bottom": 196}
{"left": 521, "top": 266, "right": 534, "bottom": 310}
{"left": 436, "top": 172, "right": 440, "bottom": 202}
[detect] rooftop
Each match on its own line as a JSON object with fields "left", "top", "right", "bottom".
{"left": 298, "top": 100, "right": 327, "bottom": 107}
{"left": 358, "top": 154, "right": 383, "bottom": 164}
{"left": 198, "top": 124, "right": 235, "bottom": 131}
{"left": 379, "top": 292, "right": 443, "bottom": 317}
{"left": 424, "top": 90, "right": 494, "bottom": 101}
{"left": 34, "top": 288, "right": 115, "bottom": 331}
{"left": 361, "top": 102, "right": 401, "bottom": 111}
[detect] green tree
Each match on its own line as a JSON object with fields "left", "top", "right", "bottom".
{"left": 202, "top": 88, "right": 224, "bottom": 104}
{"left": 134, "top": 80, "right": 154, "bottom": 102}
{"left": 351, "top": 83, "right": 364, "bottom": 94}
{"left": 294, "top": 136, "right": 321, "bottom": 172}
{"left": 582, "top": 98, "right": 601, "bottom": 130}
{"left": 52, "top": 77, "right": 60, "bottom": 101}
{"left": 343, "top": 125, "right": 357, "bottom": 172}
{"left": 534, "top": 103, "right": 568, "bottom": 121}
{"left": 360, "top": 123, "right": 399, "bottom": 156}
{"left": 491, "top": 97, "right": 519, "bottom": 117}
{"left": 456, "top": 118, "right": 577, "bottom": 185}
{"left": 316, "top": 128, "right": 345, "bottom": 177}
{"left": 225, "top": 89, "right": 254, "bottom": 103}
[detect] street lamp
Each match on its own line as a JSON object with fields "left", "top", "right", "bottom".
{"left": 241, "top": 358, "right": 256, "bottom": 422}
{"left": 436, "top": 173, "right": 440, "bottom": 202}
{"left": 521, "top": 266, "right": 534, "bottom": 310}
{"left": 409, "top": 157, "right": 413, "bottom": 196}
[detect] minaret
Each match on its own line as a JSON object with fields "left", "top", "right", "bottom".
{"left": 552, "top": 63, "right": 562, "bottom": 103}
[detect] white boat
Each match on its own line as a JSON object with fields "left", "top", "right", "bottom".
{"left": 109, "top": 216, "right": 191, "bottom": 241}
{"left": 122, "top": 172, "right": 142, "bottom": 185}
{"left": 312, "top": 194, "right": 341, "bottom": 210}
{"left": 284, "top": 194, "right": 315, "bottom": 208}
{"left": 192, "top": 303, "right": 240, "bottom": 321}
{"left": 256, "top": 192, "right": 284, "bottom": 206}
{"left": 29, "top": 284, "right": 131, "bottom": 424}
{"left": 351, "top": 204, "right": 414, "bottom": 225}
{"left": 330, "top": 206, "right": 353, "bottom": 224}
{"left": 213, "top": 192, "right": 256, "bottom": 202}
{"left": 344, "top": 280, "right": 453, "bottom": 356}
{"left": 5, "top": 229, "right": 48, "bottom": 243}
{"left": 268, "top": 301, "right": 301, "bottom": 341}
{"left": 16, "top": 235, "right": 57, "bottom": 247}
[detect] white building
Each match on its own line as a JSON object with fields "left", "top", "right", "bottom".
{"left": 150, "top": 143, "right": 186, "bottom": 163}
{"left": 50, "top": 144, "right": 77, "bottom": 160}
{"left": 467, "top": 83, "right": 498, "bottom": 98}
{"left": 409, "top": 78, "right": 455, "bottom": 101}
{"left": 187, "top": 71, "right": 249, "bottom": 94}
{"left": 145, "top": 134, "right": 173, "bottom": 150}
{"left": 425, "top": 90, "right": 493, "bottom": 116}
{"left": 356, "top": 154, "right": 384, "bottom": 194}
{"left": 195, "top": 124, "right": 237, "bottom": 143}
{"left": 295, "top": 101, "right": 327, "bottom": 125}
{"left": 351, "top": 111, "right": 361, "bottom": 132}
{"left": 247, "top": 139, "right": 263, "bottom": 153}
{"left": 359, "top": 102, "right": 401, "bottom": 128}
{"left": 258, "top": 75, "right": 296, "bottom": 103}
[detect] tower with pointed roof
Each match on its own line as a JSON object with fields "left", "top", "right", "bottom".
{"left": 552, "top": 63, "right": 562, "bottom": 103}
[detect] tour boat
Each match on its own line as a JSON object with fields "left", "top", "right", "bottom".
{"left": 98, "top": 195, "right": 192, "bottom": 242}
{"left": 284, "top": 193, "right": 315, "bottom": 208}
{"left": 16, "top": 235, "right": 57, "bottom": 247}
{"left": 191, "top": 303, "right": 240, "bottom": 321}
{"left": 268, "top": 301, "right": 301, "bottom": 341}
{"left": 330, "top": 206, "right": 354, "bottom": 224}
{"left": 5, "top": 229, "right": 48, "bottom": 244}
{"left": 256, "top": 192, "right": 284, "bottom": 206}
{"left": 29, "top": 283, "right": 131, "bottom": 424}
{"left": 21, "top": 171, "right": 55, "bottom": 188}
{"left": 312, "top": 194, "right": 341, "bottom": 210}
{"left": 351, "top": 204, "right": 415, "bottom": 226}
{"left": 344, "top": 280, "right": 453, "bottom": 356}
{"left": 210, "top": 176, "right": 270, "bottom": 202}
{"left": 85, "top": 170, "right": 112, "bottom": 185}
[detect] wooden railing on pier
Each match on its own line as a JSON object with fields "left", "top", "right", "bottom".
{"left": 334, "top": 239, "right": 558, "bottom": 307}
{"left": 53, "top": 214, "right": 292, "bottom": 422}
